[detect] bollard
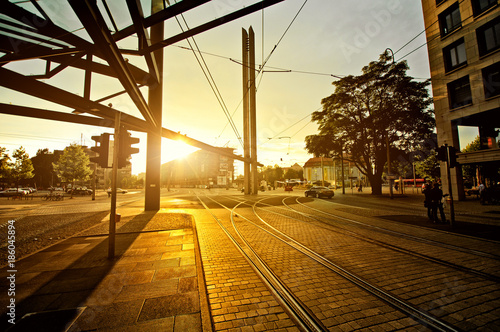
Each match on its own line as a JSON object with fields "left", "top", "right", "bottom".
{"left": 115, "top": 213, "right": 121, "bottom": 223}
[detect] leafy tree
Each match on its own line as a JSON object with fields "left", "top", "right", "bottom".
{"left": 284, "top": 168, "right": 299, "bottom": 180}
{"left": 461, "top": 136, "right": 481, "bottom": 187}
{"left": 10, "top": 147, "right": 34, "bottom": 187}
{"left": 306, "top": 52, "right": 434, "bottom": 195}
{"left": 0, "top": 147, "right": 10, "bottom": 182}
{"left": 31, "top": 148, "right": 57, "bottom": 189}
{"left": 415, "top": 150, "right": 440, "bottom": 181}
{"left": 261, "top": 165, "right": 284, "bottom": 187}
{"left": 53, "top": 144, "right": 92, "bottom": 196}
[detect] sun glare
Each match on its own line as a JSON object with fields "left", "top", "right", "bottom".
{"left": 161, "top": 139, "right": 200, "bottom": 163}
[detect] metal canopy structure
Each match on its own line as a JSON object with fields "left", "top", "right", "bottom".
{"left": 0, "top": 0, "right": 284, "bottom": 206}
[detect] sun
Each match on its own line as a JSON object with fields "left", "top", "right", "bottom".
{"left": 161, "top": 139, "right": 200, "bottom": 163}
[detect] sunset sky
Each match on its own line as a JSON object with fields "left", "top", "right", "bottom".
{"left": 0, "top": 0, "right": 475, "bottom": 175}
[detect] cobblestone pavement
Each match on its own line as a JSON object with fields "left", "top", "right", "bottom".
{"left": 1, "top": 188, "right": 499, "bottom": 331}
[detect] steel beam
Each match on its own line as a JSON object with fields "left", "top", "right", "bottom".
{"left": 126, "top": 0, "right": 160, "bottom": 84}
{"left": 0, "top": 103, "right": 251, "bottom": 164}
{"left": 0, "top": 67, "right": 152, "bottom": 133}
{"left": 112, "top": 0, "right": 211, "bottom": 42}
{"left": 69, "top": 0, "right": 158, "bottom": 128}
{"left": 144, "top": 0, "right": 285, "bottom": 53}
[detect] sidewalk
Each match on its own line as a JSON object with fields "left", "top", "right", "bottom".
{"left": 0, "top": 206, "right": 212, "bottom": 332}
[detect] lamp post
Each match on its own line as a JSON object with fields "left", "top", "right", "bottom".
{"left": 385, "top": 48, "right": 395, "bottom": 198}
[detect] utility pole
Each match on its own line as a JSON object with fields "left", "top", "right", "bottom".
{"left": 242, "top": 27, "right": 257, "bottom": 195}
{"left": 242, "top": 28, "right": 250, "bottom": 195}
{"left": 249, "top": 27, "right": 258, "bottom": 195}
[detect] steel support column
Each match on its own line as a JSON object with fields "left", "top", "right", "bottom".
{"left": 249, "top": 27, "right": 258, "bottom": 195}
{"left": 144, "top": 0, "right": 164, "bottom": 211}
{"left": 242, "top": 28, "right": 251, "bottom": 195}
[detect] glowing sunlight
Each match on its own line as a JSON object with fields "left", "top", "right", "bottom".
{"left": 161, "top": 139, "right": 200, "bottom": 164}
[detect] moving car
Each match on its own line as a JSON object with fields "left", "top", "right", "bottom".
{"left": 304, "top": 186, "right": 334, "bottom": 199}
{"left": 107, "top": 188, "right": 128, "bottom": 194}
{"left": 69, "top": 187, "right": 93, "bottom": 195}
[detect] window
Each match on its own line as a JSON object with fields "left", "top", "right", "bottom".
{"left": 472, "top": 0, "right": 498, "bottom": 17}
{"left": 438, "top": 3, "right": 462, "bottom": 37}
{"left": 443, "top": 38, "right": 467, "bottom": 72}
{"left": 482, "top": 62, "right": 500, "bottom": 98}
{"left": 477, "top": 16, "right": 500, "bottom": 56}
{"left": 448, "top": 76, "right": 472, "bottom": 109}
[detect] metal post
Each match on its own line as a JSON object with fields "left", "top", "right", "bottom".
{"left": 445, "top": 144, "right": 455, "bottom": 227}
{"left": 387, "top": 134, "right": 393, "bottom": 199}
{"left": 242, "top": 28, "right": 250, "bottom": 195}
{"left": 145, "top": 0, "right": 164, "bottom": 210}
{"left": 109, "top": 112, "right": 121, "bottom": 259}
{"left": 92, "top": 162, "right": 96, "bottom": 201}
{"left": 249, "top": 27, "right": 258, "bottom": 195}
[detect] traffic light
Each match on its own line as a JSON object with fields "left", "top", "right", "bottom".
{"left": 90, "top": 133, "right": 111, "bottom": 168}
{"left": 117, "top": 130, "right": 140, "bottom": 168}
{"left": 436, "top": 146, "right": 447, "bottom": 162}
{"left": 448, "top": 146, "right": 458, "bottom": 168}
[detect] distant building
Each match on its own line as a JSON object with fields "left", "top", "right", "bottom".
{"left": 421, "top": 0, "right": 500, "bottom": 198}
{"left": 303, "top": 157, "right": 364, "bottom": 187}
{"left": 161, "top": 148, "right": 234, "bottom": 188}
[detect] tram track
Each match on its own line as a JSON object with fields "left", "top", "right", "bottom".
{"left": 242, "top": 196, "right": 500, "bottom": 283}
{"left": 222, "top": 194, "right": 500, "bottom": 278}
{"left": 197, "top": 193, "right": 479, "bottom": 331}
{"left": 196, "top": 194, "right": 327, "bottom": 331}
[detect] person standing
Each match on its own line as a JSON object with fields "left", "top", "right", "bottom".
{"left": 422, "top": 182, "right": 433, "bottom": 221}
{"left": 430, "top": 182, "right": 447, "bottom": 224}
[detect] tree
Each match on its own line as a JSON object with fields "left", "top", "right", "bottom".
{"left": 53, "top": 144, "right": 92, "bottom": 196}
{"left": 306, "top": 52, "right": 434, "bottom": 195}
{"left": 0, "top": 147, "right": 10, "bottom": 182}
{"left": 10, "top": 147, "right": 34, "bottom": 187}
{"left": 461, "top": 136, "right": 481, "bottom": 187}
{"left": 261, "top": 165, "right": 284, "bottom": 187}
{"left": 31, "top": 148, "right": 58, "bottom": 189}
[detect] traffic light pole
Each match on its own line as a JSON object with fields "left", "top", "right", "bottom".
{"left": 109, "top": 112, "right": 121, "bottom": 259}
{"left": 445, "top": 144, "right": 455, "bottom": 227}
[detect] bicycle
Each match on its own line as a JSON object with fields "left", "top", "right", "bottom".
{"left": 42, "top": 193, "right": 64, "bottom": 201}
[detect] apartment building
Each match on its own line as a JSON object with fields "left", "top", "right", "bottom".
{"left": 421, "top": 0, "right": 500, "bottom": 199}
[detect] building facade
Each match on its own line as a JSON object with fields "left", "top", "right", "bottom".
{"left": 421, "top": 0, "right": 500, "bottom": 199}
{"left": 161, "top": 148, "right": 234, "bottom": 188}
{"left": 303, "top": 157, "right": 364, "bottom": 187}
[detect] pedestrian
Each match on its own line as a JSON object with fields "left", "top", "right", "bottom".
{"left": 422, "top": 182, "right": 433, "bottom": 221}
{"left": 358, "top": 183, "right": 363, "bottom": 192}
{"left": 478, "top": 182, "right": 485, "bottom": 204}
{"left": 430, "top": 182, "right": 447, "bottom": 224}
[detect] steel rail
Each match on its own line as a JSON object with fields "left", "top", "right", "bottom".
{"left": 202, "top": 193, "right": 460, "bottom": 332}
{"left": 196, "top": 194, "right": 325, "bottom": 332}
{"left": 246, "top": 197, "right": 462, "bottom": 332}
{"left": 290, "top": 197, "right": 500, "bottom": 260}
{"left": 233, "top": 195, "right": 500, "bottom": 282}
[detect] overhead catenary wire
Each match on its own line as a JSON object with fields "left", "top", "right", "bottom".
{"left": 168, "top": 0, "right": 244, "bottom": 149}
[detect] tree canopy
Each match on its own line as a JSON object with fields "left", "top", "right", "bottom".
{"left": 306, "top": 52, "right": 434, "bottom": 194}
{"left": 53, "top": 144, "right": 92, "bottom": 191}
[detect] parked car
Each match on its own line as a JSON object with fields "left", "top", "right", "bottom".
{"left": 284, "top": 186, "right": 293, "bottom": 191}
{"left": 0, "top": 188, "right": 29, "bottom": 197}
{"left": 304, "top": 186, "right": 334, "bottom": 198}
